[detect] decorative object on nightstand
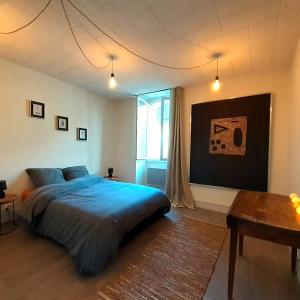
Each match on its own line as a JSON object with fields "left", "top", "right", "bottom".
{"left": 105, "top": 168, "right": 118, "bottom": 181}
{"left": 108, "top": 168, "right": 114, "bottom": 178}
{"left": 0, "top": 180, "right": 7, "bottom": 199}
{"left": 0, "top": 194, "right": 17, "bottom": 235}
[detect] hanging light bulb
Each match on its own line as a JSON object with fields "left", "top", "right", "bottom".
{"left": 213, "top": 76, "right": 220, "bottom": 91}
{"left": 212, "top": 55, "right": 220, "bottom": 91}
{"left": 109, "top": 73, "right": 116, "bottom": 89}
{"left": 109, "top": 56, "right": 117, "bottom": 89}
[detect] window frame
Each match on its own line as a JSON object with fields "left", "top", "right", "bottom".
{"left": 136, "top": 92, "right": 170, "bottom": 161}
{"left": 136, "top": 98, "right": 148, "bottom": 160}
{"left": 160, "top": 96, "right": 169, "bottom": 161}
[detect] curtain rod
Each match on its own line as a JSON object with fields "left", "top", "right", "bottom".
{"left": 135, "top": 88, "right": 171, "bottom": 97}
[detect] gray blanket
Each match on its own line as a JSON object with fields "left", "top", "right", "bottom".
{"left": 20, "top": 176, "right": 171, "bottom": 274}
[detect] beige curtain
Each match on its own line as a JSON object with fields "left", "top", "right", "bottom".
{"left": 165, "top": 87, "right": 195, "bottom": 209}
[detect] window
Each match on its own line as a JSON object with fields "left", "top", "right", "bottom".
{"left": 137, "top": 90, "right": 171, "bottom": 160}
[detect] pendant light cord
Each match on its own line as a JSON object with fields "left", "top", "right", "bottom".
{"left": 66, "top": 0, "right": 216, "bottom": 70}
{"left": 60, "top": 0, "right": 110, "bottom": 70}
{"left": 0, "top": 0, "right": 53, "bottom": 34}
{"left": 67, "top": 0, "right": 216, "bottom": 70}
{"left": 0, "top": 0, "right": 218, "bottom": 71}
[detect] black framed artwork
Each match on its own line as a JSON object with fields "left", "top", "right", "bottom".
{"left": 190, "top": 93, "right": 271, "bottom": 192}
{"left": 30, "top": 101, "right": 45, "bottom": 118}
{"left": 77, "top": 128, "right": 87, "bottom": 141}
{"left": 57, "top": 116, "right": 68, "bottom": 131}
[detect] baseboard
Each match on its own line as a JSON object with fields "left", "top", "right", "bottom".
{"left": 194, "top": 199, "right": 230, "bottom": 213}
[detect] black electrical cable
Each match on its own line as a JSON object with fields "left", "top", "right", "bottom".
{"left": 0, "top": 0, "right": 53, "bottom": 34}
{"left": 0, "top": 0, "right": 217, "bottom": 71}
{"left": 66, "top": 0, "right": 216, "bottom": 70}
{"left": 61, "top": 0, "right": 110, "bottom": 70}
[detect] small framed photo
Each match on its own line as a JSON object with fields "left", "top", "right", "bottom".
{"left": 30, "top": 101, "right": 45, "bottom": 118}
{"left": 77, "top": 128, "right": 87, "bottom": 141}
{"left": 57, "top": 116, "right": 68, "bottom": 131}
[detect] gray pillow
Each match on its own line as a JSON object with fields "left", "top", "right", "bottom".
{"left": 26, "top": 168, "right": 65, "bottom": 188}
{"left": 62, "top": 165, "right": 89, "bottom": 181}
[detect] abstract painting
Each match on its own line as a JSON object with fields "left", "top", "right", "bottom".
{"left": 209, "top": 116, "right": 247, "bottom": 156}
{"left": 189, "top": 94, "right": 271, "bottom": 192}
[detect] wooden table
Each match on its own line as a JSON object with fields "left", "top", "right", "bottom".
{"left": 0, "top": 194, "right": 17, "bottom": 235}
{"left": 227, "top": 191, "right": 300, "bottom": 299}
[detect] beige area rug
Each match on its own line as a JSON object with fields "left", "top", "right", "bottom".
{"left": 98, "top": 216, "right": 227, "bottom": 300}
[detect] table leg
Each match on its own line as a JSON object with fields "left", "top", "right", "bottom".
{"left": 291, "top": 247, "right": 297, "bottom": 274}
{"left": 0, "top": 204, "right": 1, "bottom": 235}
{"left": 13, "top": 200, "right": 15, "bottom": 224}
{"left": 228, "top": 225, "right": 238, "bottom": 300}
{"left": 239, "top": 234, "right": 244, "bottom": 256}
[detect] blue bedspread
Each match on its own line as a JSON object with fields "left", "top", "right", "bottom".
{"left": 20, "top": 176, "right": 170, "bottom": 274}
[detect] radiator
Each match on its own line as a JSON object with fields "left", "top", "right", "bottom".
{"left": 146, "top": 168, "right": 166, "bottom": 190}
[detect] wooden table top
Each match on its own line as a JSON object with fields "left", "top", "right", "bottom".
{"left": 228, "top": 191, "right": 300, "bottom": 232}
{"left": 0, "top": 194, "right": 17, "bottom": 205}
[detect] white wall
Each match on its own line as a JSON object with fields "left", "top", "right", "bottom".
{"left": 288, "top": 40, "right": 300, "bottom": 194}
{"left": 114, "top": 98, "right": 137, "bottom": 183}
{"left": 113, "top": 69, "right": 292, "bottom": 212}
{"left": 287, "top": 38, "right": 300, "bottom": 279}
{"left": 183, "top": 70, "right": 291, "bottom": 211}
{"left": 0, "top": 58, "right": 117, "bottom": 199}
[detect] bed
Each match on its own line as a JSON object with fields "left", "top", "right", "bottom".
{"left": 20, "top": 175, "right": 171, "bottom": 275}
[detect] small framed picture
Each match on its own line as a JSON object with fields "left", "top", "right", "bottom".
{"left": 30, "top": 101, "right": 45, "bottom": 118}
{"left": 77, "top": 128, "right": 87, "bottom": 141}
{"left": 57, "top": 116, "right": 68, "bottom": 131}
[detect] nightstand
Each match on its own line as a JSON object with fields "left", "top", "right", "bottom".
{"left": 104, "top": 176, "right": 119, "bottom": 181}
{"left": 0, "top": 194, "right": 17, "bottom": 235}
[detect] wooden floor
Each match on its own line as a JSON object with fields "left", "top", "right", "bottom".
{"left": 0, "top": 207, "right": 300, "bottom": 300}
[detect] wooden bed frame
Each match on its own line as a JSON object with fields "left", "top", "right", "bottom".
{"left": 21, "top": 189, "right": 34, "bottom": 202}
